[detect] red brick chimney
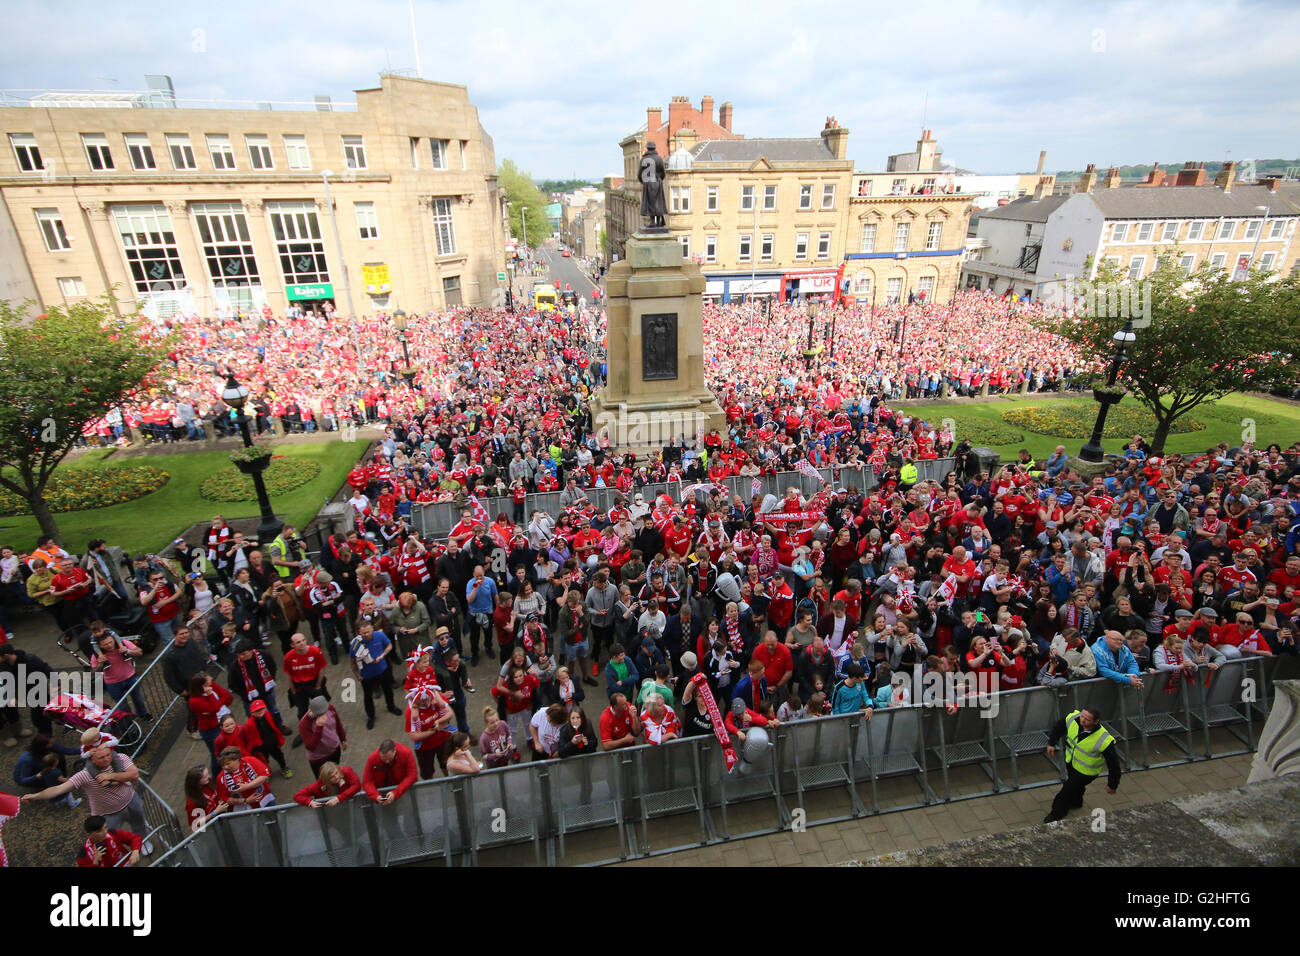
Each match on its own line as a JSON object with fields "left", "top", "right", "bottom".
{"left": 1215, "top": 160, "right": 1236, "bottom": 193}
{"left": 1260, "top": 175, "right": 1282, "bottom": 192}
{"left": 1146, "top": 163, "right": 1165, "bottom": 187}
{"left": 647, "top": 106, "right": 662, "bottom": 136}
{"left": 718, "top": 101, "right": 733, "bottom": 132}
{"left": 700, "top": 95, "right": 714, "bottom": 124}
{"left": 667, "top": 95, "right": 691, "bottom": 137}
{"left": 1175, "top": 161, "right": 1207, "bottom": 187}
{"left": 1102, "top": 166, "right": 1122, "bottom": 189}
{"left": 1078, "top": 163, "right": 1098, "bottom": 193}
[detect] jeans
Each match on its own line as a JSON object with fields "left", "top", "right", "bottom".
{"left": 199, "top": 726, "right": 222, "bottom": 774}
{"left": 104, "top": 678, "right": 150, "bottom": 718}
{"left": 104, "top": 790, "right": 148, "bottom": 835}
{"left": 152, "top": 618, "right": 176, "bottom": 643}
{"left": 361, "top": 669, "right": 397, "bottom": 721}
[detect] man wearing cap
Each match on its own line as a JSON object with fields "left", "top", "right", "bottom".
{"left": 299, "top": 695, "right": 348, "bottom": 775}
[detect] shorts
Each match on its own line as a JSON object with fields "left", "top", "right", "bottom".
{"left": 567, "top": 640, "right": 590, "bottom": 658}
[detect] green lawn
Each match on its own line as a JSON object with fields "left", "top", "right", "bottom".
{"left": 0, "top": 439, "right": 364, "bottom": 554}
{"left": 909, "top": 392, "right": 1300, "bottom": 463}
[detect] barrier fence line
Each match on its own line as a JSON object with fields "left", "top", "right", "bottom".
{"left": 409, "top": 462, "right": 959, "bottom": 540}
{"left": 151, "top": 654, "right": 1297, "bottom": 868}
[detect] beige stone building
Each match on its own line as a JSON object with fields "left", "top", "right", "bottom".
{"left": 560, "top": 190, "right": 605, "bottom": 261}
{"left": 0, "top": 73, "right": 508, "bottom": 317}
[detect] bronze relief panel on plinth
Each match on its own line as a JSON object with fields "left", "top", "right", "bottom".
{"left": 641, "top": 312, "right": 678, "bottom": 381}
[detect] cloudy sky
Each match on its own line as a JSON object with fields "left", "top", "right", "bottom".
{"left": 3, "top": 0, "right": 1297, "bottom": 180}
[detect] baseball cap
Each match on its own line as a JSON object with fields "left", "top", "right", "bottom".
{"left": 1174, "top": 609, "right": 1193, "bottom": 619}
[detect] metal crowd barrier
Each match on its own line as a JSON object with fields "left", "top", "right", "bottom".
{"left": 153, "top": 652, "right": 1291, "bottom": 868}
{"left": 410, "top": 463, "right": 956, "bottom": 539}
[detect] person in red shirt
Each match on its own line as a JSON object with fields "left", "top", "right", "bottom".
{"left": 448, "top": 509, "right": 484, "bottom": 548}
{"left": 599, "top": 693, "right": 642, "bottom": 749}
{"left": 215, "top": 747, "right": 274, "bottom": 808}
{"left": 751, "top": 631, "right": 794, "bottom": 693}
{"left": 1268, "top": 556, "right": 1300, "bottom": 593}
{"left": 362, "top": 739, "right": 419, "bottom": 805}
{"left": 347, "top": 461, "right": 369, "bottom": 494}
{"left": 50, "top": 557, "right": 95, "bottom": 632}
{"left": 283, "top": 632, "right": 329, "bottom": 729}
{"left": 766, "top": 571, "right": 796, "bottom": 634}
{"left": 404, "top": 682, "right": 454, "bottom": 780}
{"left": 1217, "top": 553, "right": 1257, "bottom": 592}
{"left": 183, "top": 766, "right": 228, "bottom": 832}
{"left": 942, "top": 545, "right": 977, "bottom": 603}
{"left": 138, "top": 566, "right": 182, "bottom": 641}
{"left": 76, "top": 815, "right": 142, "bottom": 867}
{"left": 214, "top": 714, "right": 254, "bottom": 757}
{"left": 294, "top": 762, "right": 363, "bottom": 807}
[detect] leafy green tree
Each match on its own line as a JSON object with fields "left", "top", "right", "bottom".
{"left": 0, "top": 297, "right": 171, "bottom": 541}
{"left": 1049, "top": 253, "right": 1300, "bottom": 453}
{"left": 499, "top": 159, "right": 549, "bottom": 248}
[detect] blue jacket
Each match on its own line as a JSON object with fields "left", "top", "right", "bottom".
{"left": 604, "top": 658, "right": 639, "bottom": 699}
{"left": 1091, "top": 638, "right": 1140, "bottom": 684}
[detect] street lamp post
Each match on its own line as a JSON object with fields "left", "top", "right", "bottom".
{"left": 321, "top": 170, "right": 360, "bottom": 362}
{"left": 392, "top": 310, "right": 415, "bottom": 388}
{"left": 222, "top": 373, "right": 283, "bottom": 544}
{"left": 803, "top": 300, "right": 820, "bottom": 370}
{"left": 1078, "top": 319, "right": 1138, "bottom": 462}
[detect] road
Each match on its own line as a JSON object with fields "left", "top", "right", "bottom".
{"left": 535, "top": 242, "right": 602, "bottom": 303}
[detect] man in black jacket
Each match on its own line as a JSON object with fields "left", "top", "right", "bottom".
{"left": 434, "top": 540, "right": 474, "bottom": 622}
{"left": 426, "top": 578, "right": 461, "bottom": 653}
{"left": 0, "top": 645, "right": 55, "bottom": 741}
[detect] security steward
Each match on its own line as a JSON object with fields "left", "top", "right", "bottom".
{"left": 1043, "top": 705, "right": 1121, "bottom": 822}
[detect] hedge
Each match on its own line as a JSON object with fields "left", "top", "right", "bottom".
{"left": 198, "top": 456, "right": 321, "bottom": 503}
{"left": 0, "top": 465, "right": 169, "bottom": 516}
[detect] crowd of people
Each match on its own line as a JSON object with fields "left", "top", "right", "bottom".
{"left": 6, "top": 283, "right": 1300, "bottom": 862}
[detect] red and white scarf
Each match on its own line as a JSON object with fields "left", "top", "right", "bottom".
{"left": 207, "top": 525, "right": 231, "bottom": 562}
{"left": 690, "top": 673, "right": 736, "bottom": 771}
{"left": 237, "top": 650, "right": 274, "bottom": 695}
{"left": 219, "top": 759, "right": 267, "bottom": 806}
{"left": 724, "top": 617, "right": 744, "bottom": 655}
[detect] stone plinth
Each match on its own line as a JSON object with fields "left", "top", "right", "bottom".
{"left": 1067, "top": 454, "right": 1124, "bottom": 481}
{"left": 591, "top": 231, "right": 725, "bottom": 452}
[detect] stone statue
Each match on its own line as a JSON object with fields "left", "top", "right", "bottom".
{"left": 639, "top": 143, "right": 667, "bottom": 229}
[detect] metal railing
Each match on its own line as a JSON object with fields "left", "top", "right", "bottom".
{"left": 409, "top": 462, "right": 958, "bottom": 539}
{"left": 152, "top": 654, "right": 1295, "bottom": 867}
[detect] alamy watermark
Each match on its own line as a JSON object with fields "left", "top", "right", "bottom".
{"left": 1, "top": 666, "right": 104, "bottom": 709}
{"left": 1046, "top": 276, "right": 1152, "bottom": 327}
{"left": 592, "top": 409, "right": 711, "bottom": 449}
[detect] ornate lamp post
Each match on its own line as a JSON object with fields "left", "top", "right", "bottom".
{"left": 803, "top": 300, "right": 820, "bottom": 370}
{"left": 1078, "top": 319, "right": 1138, "bottom": 462}
{"left": 392, "top": 310, "right": 416, "bottom": 388}
{"left": 222, "top": 373, "right": 283, "bottom": 544}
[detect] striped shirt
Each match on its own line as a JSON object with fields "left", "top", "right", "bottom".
{"left": 66, "top": 753, "right": 138, "bottom": 815}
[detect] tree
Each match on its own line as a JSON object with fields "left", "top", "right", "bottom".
{"left": 0, "top": 297, "right": 171, "bottom": 542}
{"left": 1048, "top": 252, "right": 1300, "bottom": 453}
{"left": 598, "top": 228, "right": 607, "bottom": 258}
{"left": 498, "top": 159, "right": 549, "bottom": 248}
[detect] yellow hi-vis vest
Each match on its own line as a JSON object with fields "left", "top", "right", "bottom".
{"left": 271, "top": 535, "right": 293, "bottom": 578}
{"left": 900, "top": 463, "right": 918, "bottom": 484}
{"left": 1064, "top": 709, "right": 1113, "bottom": 777}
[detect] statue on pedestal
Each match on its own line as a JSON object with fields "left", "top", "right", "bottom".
{"left": 639, "top": 143, "right": 667, "bottom": 230}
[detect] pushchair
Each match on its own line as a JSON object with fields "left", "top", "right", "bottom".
{"left": 43, "top": 692, "right": 146, "bottom": 759}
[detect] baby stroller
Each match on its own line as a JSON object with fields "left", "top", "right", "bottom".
{"left": 43, "top": 692, "right": 146, "bottom": 759}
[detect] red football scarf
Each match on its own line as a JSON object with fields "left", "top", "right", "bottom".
{"left": 690, "top": 673, "right": 736, "bottom": 772}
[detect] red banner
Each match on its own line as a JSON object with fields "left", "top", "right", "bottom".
{"left": 760, "top": 511, "right": 824, "bottom": 525}
{"left": 691, "top": 673, "right": 736, "bottom": 771}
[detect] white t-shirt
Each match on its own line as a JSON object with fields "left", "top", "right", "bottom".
{"left": 529, "top": 709, "right": 562, "bottom": 756}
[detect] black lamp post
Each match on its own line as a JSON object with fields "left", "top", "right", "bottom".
{"left": 1078, "top": 319, "right": 1138, "bottom": 462}
{"left": 803, "top": 300, "right": 820, "bottom": 370}
{"left": 222, "top": 373, "right": 283, "bottom": 544}
{"left": 392, "top": 310, "right": 416, "bottom": 388}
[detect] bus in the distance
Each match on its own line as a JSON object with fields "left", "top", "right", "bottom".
{"left": 533, "top": 282, "right": 557, "bottom": 312}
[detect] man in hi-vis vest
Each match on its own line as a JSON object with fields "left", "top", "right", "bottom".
{"left": 1043, "top": 705, "right": 1121, "bottom": 823}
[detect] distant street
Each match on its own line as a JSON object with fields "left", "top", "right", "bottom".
{"left": 536, "top": 242, "right": 602, "bottom": 301}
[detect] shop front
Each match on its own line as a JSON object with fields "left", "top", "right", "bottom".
{"left": 286, "top": 282, "right": 335, "bottom": 317}
{"left": 779, "top": 265, "right": 843, "bottom": 305}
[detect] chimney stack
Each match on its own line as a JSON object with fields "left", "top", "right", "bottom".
{"left": 1036, "top": 150, "right": 1047, "bottom": 176}
{"left": 1102, "top": 166, "right": 1122, "bottom": 189}
{"left": 1175, "top": 161, "right": 1207, "bottom": 187}
{"left": 1215, "top": 160, "right": 1236, "bottom": 193}
{"left": 1033, "top": 176, "right": 1051, "bottom": 200}
{"left": 718, "top": 101, "right": 733, "bottom": 132}
{"left": 1078, "top": 163, "right": 1098, "bottom": 193}
{"left": 700, "top": 95, "right": 714, "bottom": 124}
{"left": 1145, "top": 163, "right": 1165, "bottom": 187}
{"left": 647, "top": 107, "right": 662, "bottom": 135}
{"left": 821, "top": 126, "right": 850, "bottom": 160}
{"left": 1260, "top": 175, "right": 1282, "bottom": 192}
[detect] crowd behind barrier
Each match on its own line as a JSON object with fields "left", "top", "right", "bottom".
{"left": 151, "top": 655, "right": 1293, "bottom": 867}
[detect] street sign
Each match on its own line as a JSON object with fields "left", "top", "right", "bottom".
{"left": 497, "top": 272, "right": 507, "bottom": 282}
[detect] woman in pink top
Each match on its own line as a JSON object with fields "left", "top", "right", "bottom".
{"left": 90, "top": 625, "right": 151, "bottom": 720}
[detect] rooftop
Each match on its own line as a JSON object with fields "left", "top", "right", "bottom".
{"left": 688, "top": 137, "right": 838, "bottom": 164}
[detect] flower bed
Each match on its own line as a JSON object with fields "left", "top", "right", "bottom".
{"left": 198, "top": 456, "right": 321, "bottom": 503}
{"left": 943, "top": 416, "right": 1025, "bottom": 446}
{"left": 1001, "top": 404, "right": 1204, "bottom": 440}
{"left": 0, "top": 465, "right": 169, "bottom": 516}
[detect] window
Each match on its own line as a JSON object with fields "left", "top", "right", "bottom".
{"left": 1103, "top": 255, "right": 1121, "bottom": 269}
{"left": 860, "top": 223, "right": 876, "bottom": 253}
{"left": 891, "top": 178, "right": 907, "bottom": 195}
{"left": 760, "top": 234, "right": 774, "bottom": 262}
{"left": 283, "top": 135, "right": 310, "bottom": 170}
{"left": 800, "top": 184, "right": 813, "bottom": 208}
{"left": 460, "top": 141, "right": 468, "bottom": 170}
{"left": 1162, "top": 221, "right": 1179, "bottom": 241}
{"left": 432, "top": 197, "right": 456, "bottom": 255}
{"left": 857, "top": 178, "right": 873, "bottom": 197}
{"left": 670, "top": 186, "right": 690, "bottom": 213}
{"left": 1215, "top": 220, "right": 1235, "bottom": 240}
{"left": 120, "top": 133, "right": 154, "bottom": 171}
{"left": 706, "top": 186, "right": 718, "bottom": 212}
{"left": 821, "top": 184, "right": 836, "bottom": 209}
{"left": 268, "top": 201, "right": 329, "bottom": 285}
{"left": 854, "top": 274, "right": 871, "bottom": 296}
{"left": 763, "top": 185, "right": 777, "bottom": 210}
{"left": 246, "top": 134, "right": 273, "bottom": 170}
{"left": 57, "top": 277, "right": 86, "bottom": 299}
{"left": 35, "top": 209, "right": 70, "bottom": 251}
{"left": 1260, "top": 252, "right": 1276, "bottom": 271}
{"left": 166, "top": 134, "right": 196, "bottom": 170}
{"left": 192, "top": 202, "right": 261, "bottom": 298}
{"left": 429, "top": 139, "right": 448, "bottom": 170}
{"left": 678, "top": 234, "right": 690, "bottom": 258}
{"left": 886, "top": 277, "right": 902, "bottom": 302}
{"left": 795, "top": 233, "right": 809, "bottom": 259}
{"left": 207, "top": 134, "right": 236, "bottom": 170}
{"left": 1135, "top": 222, "right": 1153, "bottom": 242}
{"left": 1127, "top": 256, "right": 1145, "bottom": 279}
{"left": 9, "top": 133, "right": 43, "bottom": 171}
{"left": 1179, "top": 254, "right": 1195, "bottom": 276}
{"left": 704, "top": 235, "right": 717, "bottom": 263}
{"left": 409, "top": 137, "right": 420, "bottom": 169}
{"left": 1210, "top": 252, "right": 1227, "bottom": 272}
{"left": 1187, "top": 221, "right": 1204, "bottom": 240}
{"left": 443, "top": 276, "right": 462, "bottom": 306}
{"left": 82, "top": 134, "right": 114, "bottom": 171}
{"left": 354, "top": 201, "right": 379, "bottom": 240}
{"left": 738, "top": 234, "right": 752, "bottom": 262}
{"left": 112, "top": 203, "right": 187, "bottom": 293}
{"left": 926, "top": 221, "right": 943, "bottom": 250}
{"left": 894, "top": 222, "right": 910, "bottom": 252}
{"left": 740, "top": 185, "right": 755, "bottom": 211}
{"left": 343, "top": 135, "right": 367, "bottom": 170}
{"left": 1110, "top": 222, "right": 1127, "bottom": 243}
{"left": 923, "top": 177, "right": 936, "bottom": 192}
{"left": 1269, "top": 219, "right": 1285, "bottom": 239}
{"left": 1244, "top": 219, "right": 1261, "bottom": 241}
{"left": 918, "top": 276, "right": 934, "bottom": 299}
{"left": 817, "top": 232, "right": 831, "bottom": 259}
